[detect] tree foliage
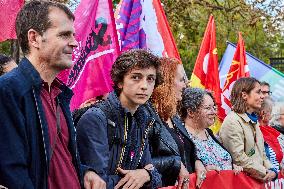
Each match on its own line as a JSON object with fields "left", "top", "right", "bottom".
{"left": 161, "top": 0, "right": 284, "bottom": 75}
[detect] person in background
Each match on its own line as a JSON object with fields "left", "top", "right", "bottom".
{"left": 220, "top": 77, "right": 277, "bottom": 182}
{"left": 77, "top": 49, "right": 162, "bottom": 189}
{"left": 180, "top": 87, "right": 242, "bottom": 174}
{"left": 258, "top": 97, "right": 284, "bottom": 175}
{"left": 260, "top": 81, "right": 272, "bottom": 98}
{"left": 271, "top": 103, "right": 284, "bottom": 135}
{"left": 0, "top": 1, "right": 103, "bottom": 189}
{"left": 0, "top": 54, "right": 17, "bottom": 76}
{"left": 145, "top": 58, "right": 206, "bottom": 189}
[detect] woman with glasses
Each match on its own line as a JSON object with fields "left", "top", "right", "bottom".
{"left": 179, "top": 87, "right": 242, "bottom": 173}
{"left": 220, "top": 77, "right": 277, "bottom": 182}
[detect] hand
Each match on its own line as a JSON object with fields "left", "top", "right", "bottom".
{"left": 177, "top": 162, "right": 190, "bottom": 189}
{"left": 114, "top": 167, "right": 150, "bottom": 189}
{"left": 233, "top": 164, "right": 243, "bottom": 175}
{"left": 84, "top": 171, "right": 106, "bottom": 189}
{"left": 263, "top": 170, "right": 277, "bottom": 182}
{"left": 195, "top": 160, "right": 207, "bottom": 188}
{"left": 205, "top": 165, "right": 220, "bottom": 173}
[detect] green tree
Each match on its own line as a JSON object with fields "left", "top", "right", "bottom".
{"left": 162, "top": 0, "right": 284, "bottom": 75}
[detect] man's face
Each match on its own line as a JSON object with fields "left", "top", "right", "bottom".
{"left": 261, "top": 85, "right": 271, "bottom": 98}
{"left": 118, "top": 67, "right": 157, "bottom": 110}
{"left": 38, "top": 7, "right": 77, "bottom": 72}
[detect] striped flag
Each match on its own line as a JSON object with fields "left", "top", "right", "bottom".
{"left": 115, "top": 0, "right": 180, "bottom": 60}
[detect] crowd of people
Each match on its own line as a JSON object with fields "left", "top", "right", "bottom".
{"left": 1, "top": 1, "right": 284, "bottom": 189}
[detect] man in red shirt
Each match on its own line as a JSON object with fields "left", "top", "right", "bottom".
{"left": 0, "top": 1, "right": 104, "bottom": 189}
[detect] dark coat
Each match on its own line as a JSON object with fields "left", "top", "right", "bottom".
{"left": 145, "top": 102, "right": 197, "bottom": 187}
{"left": 76, "top": 92, "right": 162, "bottom": 189}
{"left": 0, "top": 58, "right": 85, "bottom": 189}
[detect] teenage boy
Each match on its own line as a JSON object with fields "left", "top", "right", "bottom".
{"left": 77, "top": 49, "right": 162, "bottom": 189}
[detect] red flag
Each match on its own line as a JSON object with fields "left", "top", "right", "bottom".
{"left": 260, "top": 126, "right": 283, "bottom": 164}
{"left": 159, "top": 171, "right": 265, "bottom": 189}
{"left": 190, "top": 15, "right": 226, "bottom": 133}
{"left": 222, "top": 32, "right": 250, "bottom": 112}
{"left": 0, "top": 0, "right": 24, "bottom": 42}
{"left": 58, "top": 0, "right": 120, "bottom": 110}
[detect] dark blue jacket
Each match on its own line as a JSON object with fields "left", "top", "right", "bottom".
{"left": 0, "top": 58, "right": 85, "bottom": 189}
{"left": 145, "top": 102, "right": 197, "bottom": 186}
{"left": 77, "top": 92, "right": 162, "bottom": 189}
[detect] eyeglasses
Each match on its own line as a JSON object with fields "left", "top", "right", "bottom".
{"left": 261, "top": 91, "right": 272, "bottom": 95}
{"left": 201, "top": 105, "right": 217, "bottom": 112}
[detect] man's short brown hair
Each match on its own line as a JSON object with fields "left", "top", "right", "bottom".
{"left": 16, "top": 0, "right": 74, "bottom": 54}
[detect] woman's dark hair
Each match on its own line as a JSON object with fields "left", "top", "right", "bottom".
{"left": 111, "top": 49, "right": 162, "bottom": 93}
{"left": 180, "top": 87, "right": 215, "bottom": 120}
{"left": 16, "top": 0, "right": 74, "bottom": 54}
{"left": 0, "top": 54, "right": 13, "bottom": 76}
{"left": 230, "top": 77, "right": 260, "bottom": 113}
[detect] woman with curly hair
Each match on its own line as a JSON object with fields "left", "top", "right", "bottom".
{"left": 145, "top": 57, "right": 206, "bottom": 189}
{"left": 180, "top": 87, "right": 243, "bottom": 174}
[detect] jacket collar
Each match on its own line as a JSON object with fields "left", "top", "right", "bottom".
{"left": 18, "top": 57, "right": 73, "bottom": 100}
{"left": 108, "top": 91, "right": 144, "bottom": 116}
{"left": 18, "top": 57, "right": 42, "bottom": 88}
{"left": 172, "top": 115, "right": 190, "bottom": 139}
{"left": 237, "top": 113, "right": 257, "bottom": 124}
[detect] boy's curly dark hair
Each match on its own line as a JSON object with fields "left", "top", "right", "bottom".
{"left": 111, "top": 49, "right": 162, "bottom": 93}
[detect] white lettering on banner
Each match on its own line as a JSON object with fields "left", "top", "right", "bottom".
{"left": 265, "top": 178, "right": 284, "bottom": 189}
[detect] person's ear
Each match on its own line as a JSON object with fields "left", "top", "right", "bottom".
{"left": 241, "top": 91, "right": 248, "bottom": 101}
{"left": 27, "top": 29, "right": 41, "bottom": 49}
{"left": 117, "top": 82, "right": 123, "bottom": 89}
{"left": 187, "top": 109, "right": 194, "bottom": 118}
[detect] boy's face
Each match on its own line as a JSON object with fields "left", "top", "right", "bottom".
{"left": 118, "top": 66, "right": 157, "bottom": 110}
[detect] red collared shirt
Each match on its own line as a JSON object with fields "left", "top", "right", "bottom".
{"left": 40, "top": 79, "right": 80, "bottom": 189}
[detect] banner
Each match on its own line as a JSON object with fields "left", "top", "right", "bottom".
{"left": 190, "top": 15, "right": 225, "bottom": 133}
{"left": 159, "top": 170, "right": 284, "bottom": 189}
{"left": 115, "top": 0, "right": 180, "bottom": 60}
{"left": 219, "top": 42, "right": 284, "bottom": 102}
{"left": 0, "top": 0, "right": 24, "bottom": 42}
{"left": 59, "top": 0, "right": 120, "bottom": 110}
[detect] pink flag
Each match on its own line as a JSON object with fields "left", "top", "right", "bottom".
{"left": 60, "top": 0, "right": 120, "bottom": 110}
{"left": 0, "top": 0, "right": 24, "bottom": 42}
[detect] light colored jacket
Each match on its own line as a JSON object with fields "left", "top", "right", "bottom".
{"left": 219, "top": 111, "right": 272, "bottom": 180}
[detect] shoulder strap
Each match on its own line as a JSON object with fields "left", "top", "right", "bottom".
{"left": 95, "top": 100, "right": 120, "bottom": 148}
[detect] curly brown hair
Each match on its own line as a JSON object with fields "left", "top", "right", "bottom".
{"left": 111, "top": 49, "right": 162, "bottom": 93}
{"left": 151, "top": 57, "right": 182, "bottom": 121}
